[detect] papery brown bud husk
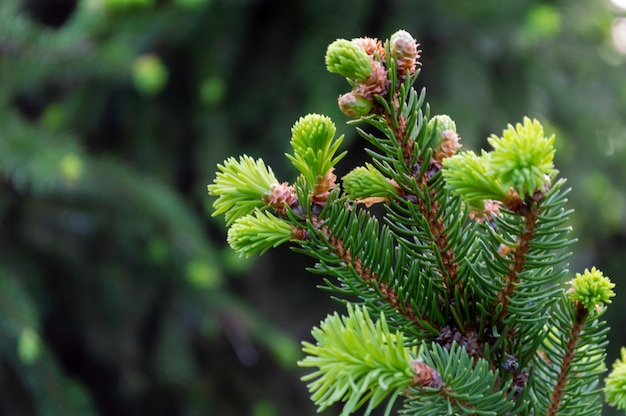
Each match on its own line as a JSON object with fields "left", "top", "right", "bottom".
{"left": 264, "top": 182, "right": 298, "bottom": 214}
{"left": 469, "top": 199, "right": 501, "bottom": 222}
{"left": 434, "top": 129, "right": 462, "bottom": 163}
{"left": 411, "top": 360, "right": 443, "bottom": 389}
{"left": 391, "top": 30, "right": 421, "bottom": 76}
{"left": 311, "top": 169, "right": 337, "bottom": 205}
{"left": 353, "top": 36, "right": 386, "bottom": 60}
{"left": 356, "top": 60, "right": 389, "bottom": 97}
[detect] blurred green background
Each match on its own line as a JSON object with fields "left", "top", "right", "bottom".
{"left": 1, "top": 0, "right": 625, "bottom": 414}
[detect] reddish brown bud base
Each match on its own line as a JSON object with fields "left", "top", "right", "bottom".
{"left": 311, "top": 169, "right": 337, "bottom": 206}
{"left": 264, "top": 182, "right": 298, "bottom": 214}
{"left": 434, "top": 130, "right": 462, "bottom": 164}
{"left": 353, "top": 37, "right": 386, "bottom": 60}
{"left": 355, "top": 60, "right": 389, "bottom": 97}
{"left": 411, "top": 360, "right": 443, "bottom": 389}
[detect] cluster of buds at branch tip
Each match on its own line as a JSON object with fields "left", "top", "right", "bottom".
{"left": 326, "top": 30, "right": 421, "bottom": 118}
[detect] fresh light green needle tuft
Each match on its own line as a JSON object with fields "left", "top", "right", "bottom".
{"left": 606, "top": 347, "right": 626, "bottom": 410}
{"left": 568, "top": 267, "right": 615, "bottom": 311}
{"left": 342, "top": 163, "right": 399, "bottom": 202}
{"left": 286, "top": 114, "right": 346, "bottom": 188}
{"left": 298, "top": 304, "right": 414, "bottom": 416}
{"left": 442, "top": 150, "right": 508, "bottom": 209}
{"left": 325, "top": 39, "right": 373, "bottom": 81}
{"left": 208, "top": 155, "right": 279, "bottom": 226}
{"left": 227, "top": 209, "right": 296, "bottom": 257}
{"left": 487, "top": 117, "right": 557, "bottom": 199}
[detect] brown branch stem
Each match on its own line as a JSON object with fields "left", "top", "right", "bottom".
{"left": 497, "top": 205, "right": 540, "bottom": 318}
{"left": 418, "top": 189, "right": 459, "bottom": 290}
{"left": 387, "top": 107, "right": 462, "bottom": 332}
{"left": 546, "top": 304, "right": 587, "bottom": 416}
{"left": 316, "top": 223, "right": 435, "bottom": 333}
{"left": 388, "top": 109, "right": 459, "bottom": 290}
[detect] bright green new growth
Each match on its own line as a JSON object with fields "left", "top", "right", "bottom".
{"left": 286, "top": 113, "right": 346, "bottom": 188}
{"left": 227, "top": 209, "right": 295, "bottom": 257}
{"left": 442, "top": 150, "right": 508, "bottom": 208}
{"left": 208, "top": 155, "right": 279, "bottom": 225}
{"left": 325, "top": 39, "right": 373, "bottom": 81}
{"left": 342, "top": 163, "right": 399, "bottom": 202}
{"left": 443, "top": 117, "right": 557, "bottom": 207}
{"left": 568, "top": 267, "right": 615, "bottom": 311}
{"left": 298, "top": 304, "right": 414, "bottom": 416}
{"left": 488, "top": 117, "right": 557, "bottom": 199}
{"left": 605, "top": 347, "right": 626, "bottom": 410}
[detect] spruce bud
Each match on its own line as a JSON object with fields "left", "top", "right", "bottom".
{"left": 390, "top": 30, "right": 421, "bottom": 75}
{"left": 429, "top": 115, "right": 461, "bottom": 162}
{"left": 427, "top": 115, "right": 457, "bottom": 140}
{"left": 337, "top": 92, "right": 374, "bottom": 118}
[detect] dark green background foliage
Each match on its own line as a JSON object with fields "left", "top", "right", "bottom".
{"left": 1, "top": 0, "right": 625, "bottom": 414}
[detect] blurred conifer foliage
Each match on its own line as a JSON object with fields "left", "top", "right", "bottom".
{"left": 0, "top": 0, "right": 625, "bottom": 414}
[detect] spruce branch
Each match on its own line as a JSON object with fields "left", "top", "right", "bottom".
{"left": 307, "top": 213, "right": 435, "bottom": 336}
{"left": 496, "top": 204, "right": 540, "bottom": 317}
{"left": 208, "top": 28, "right": 617, "bottom": 416}
{"left": 299, "top": 304, "right": 416, "bottom": 416}
{"left": 546, "top": 304, "right": 587, "bottom": 416}
{"left": 403, "top": 343, "right": 515, "bottom": 415}
{"left": 530, "top": 270, "right": 613, "bottom": 415}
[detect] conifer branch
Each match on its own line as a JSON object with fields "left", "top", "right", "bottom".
{"left": 208, "top": 29, "right": 621, "bottom": 415}
{"left": 315, "top": 222, "right": 436, "bottom": 334}
{"left": 381, "top": 85, "right": 463, "bottom": 325}
{"left": 497, "top": 203, "right": 539, "bottom": 317}
{"left": 414, "top": 174, "right": 459, "bottom": 292}
{"left": 546, "top": 303, "right": 586, "bottom": 416}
